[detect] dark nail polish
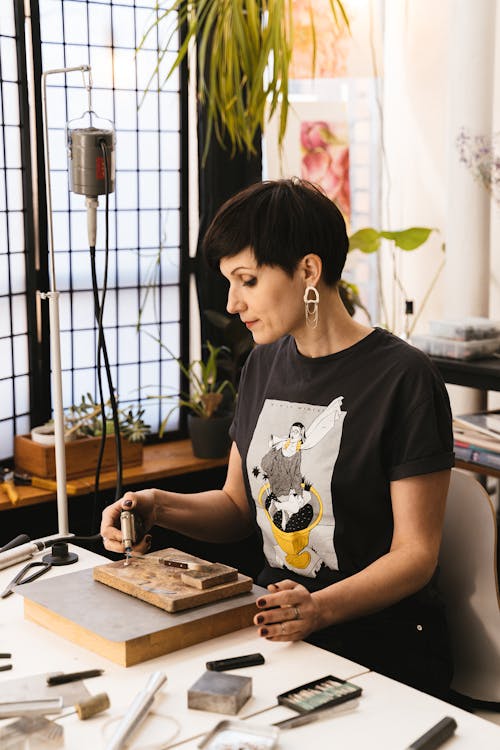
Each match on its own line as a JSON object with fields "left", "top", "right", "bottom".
{"left": 123, "top": 500, "right": 133, "bottom": 507}
{"left": 261, "top": 628, "right": 268, "bottom": 636}
{"left": 257, "top": 598, "right": 266, "bottom": 607}
{"left": 256, "top": 615, "right": 264, "bottom": 624}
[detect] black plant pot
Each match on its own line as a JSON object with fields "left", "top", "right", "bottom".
{"left": 187, "top": 414, "right": 233, "bottom": 459}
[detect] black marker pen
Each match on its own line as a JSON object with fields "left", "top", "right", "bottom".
{"left": 406, "top": 716, "right": 457, "bottom": 750}
{"left": 206, "top": 653, "right": 265, "bottom": 671}
{"left": 47, "top": 669, "right": 104, "bottom": 686}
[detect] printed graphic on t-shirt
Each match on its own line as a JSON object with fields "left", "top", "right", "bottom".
{"left": 247, "top": 396, "right": 346, "bottom": 577}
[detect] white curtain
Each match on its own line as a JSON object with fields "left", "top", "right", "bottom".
{"left": 382, "top": 0, "right": 499, "bottom": 410}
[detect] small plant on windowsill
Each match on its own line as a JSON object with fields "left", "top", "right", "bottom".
{"left": 147, "top": 340, "right": 236, "bottom": 459}
{"left": 18, "top": 395, "right": 150, "bottom": 482}
{"left": 33, "top": 393, "right": 151, "bottom": 444}
{"left": 64, "top": 393, "right": 151, "bottom": 443}
{"left": 203, "top": 308, "right": 254, "bottom": 391}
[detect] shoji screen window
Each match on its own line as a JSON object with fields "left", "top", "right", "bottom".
{"left": 38, "top": 0, "right": 187, "bottom": 436}
{"left": 0, "top": 3, "right": 31, "bottom": 462}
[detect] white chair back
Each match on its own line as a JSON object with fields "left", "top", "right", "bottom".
{"left": 439, "top": 468, "right": 500, "bottom": 701}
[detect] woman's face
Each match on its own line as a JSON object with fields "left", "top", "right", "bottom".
{"left": 220, "top": 247, "right": 305, "bottom": 345}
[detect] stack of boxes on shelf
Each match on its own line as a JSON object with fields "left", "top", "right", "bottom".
{"left": 411, "top": 317, "right": 500, "bottom": 360}
{"left": 411, "top": 317, "right": 500, "bottom": 472}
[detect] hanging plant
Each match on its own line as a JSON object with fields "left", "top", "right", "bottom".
{"left": 138, "top": 0, "right": 349, "bottom": 160}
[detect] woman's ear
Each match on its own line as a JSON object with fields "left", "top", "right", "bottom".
{"left": 301, "top": 253, "right": 322, "bottom": 287}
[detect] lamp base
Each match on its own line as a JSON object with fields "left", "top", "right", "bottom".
{"left": 43, "top": 541, "right": 78, "bottom": 566}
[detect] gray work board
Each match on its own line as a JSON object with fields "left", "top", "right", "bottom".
{"left": 19, "top": 568, "right": 265, "bottom": 666}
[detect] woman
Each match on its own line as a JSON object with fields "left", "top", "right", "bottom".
{"left": 101, "top": 179, "right": 454, "bottom": 698}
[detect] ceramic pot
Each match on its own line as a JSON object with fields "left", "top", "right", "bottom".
{"left": 31, "top": 424, "right": 77, "bottom": 445}
{"left": 187, "top": 414, "right": 233, "bottom": 459}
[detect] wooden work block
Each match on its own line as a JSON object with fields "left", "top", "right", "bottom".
{"left": 188, "top": 671, "right": 252, "bottom": 714}
{"left": 92, "top": 548, "right": 252, "bottom": 612}
{"left": 20, "top": 568, "right": 265, "bottom": 667}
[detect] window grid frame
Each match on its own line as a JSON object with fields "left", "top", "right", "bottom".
{"left": 32, "top": 0, "right": 190, "bottom": 442}
{"left": 0, "top": 0, "right": 189, "bottom": 462}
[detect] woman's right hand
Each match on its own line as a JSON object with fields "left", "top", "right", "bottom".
{"left": 100, "top": 489, "right": 158, "bottom": 554}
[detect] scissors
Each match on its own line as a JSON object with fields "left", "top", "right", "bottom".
{"left": 0, "top": 560, "right": 52, "bottom": 599}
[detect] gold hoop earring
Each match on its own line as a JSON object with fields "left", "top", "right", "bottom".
{"left": 303, "top": 286, "right": 319, "bottom": 328}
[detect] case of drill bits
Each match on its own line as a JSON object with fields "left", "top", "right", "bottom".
{"left": 277, "top": 674, "right": 362, "bottom": 714}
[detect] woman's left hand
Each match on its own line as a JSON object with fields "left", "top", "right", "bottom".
{"left": 253, "top": 580, "right": 323, "bottom": 641}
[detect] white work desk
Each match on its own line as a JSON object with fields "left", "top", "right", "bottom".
{"left": 1, "top": 544, "right": 499, "bottom": 749}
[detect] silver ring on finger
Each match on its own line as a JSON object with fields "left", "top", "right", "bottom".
{"left": 293, "top": 606, "right": 301, "bottom": 620}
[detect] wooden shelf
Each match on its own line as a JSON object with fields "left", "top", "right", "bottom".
{"left": 0, "top": 482, "right": 56, "bottom": 510}
{"left": 430, "top": 355, "right": 500, "bottom": 392}
{"left": 427, "top": 357, "right": 500, "bottom": 480}
{"left": 1, "top": 440, "right": 228, "bottom": 511}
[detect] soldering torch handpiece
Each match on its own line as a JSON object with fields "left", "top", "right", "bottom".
{"left": 120, "top": 510, "right": 145, "bottom": 549}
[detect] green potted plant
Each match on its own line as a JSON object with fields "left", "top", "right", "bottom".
{"left": 151, "top": 341, "right": 236, "bottom": 458}
{"left": 16, "top": 394, "right": 150, "bottom": 480}
{"left": 344, "top": 226, "right": 444, "bottom": 335}
{"left": 62, "top": 393, "right": 150, "bottom": 443}
{"left": 203, "top": 308, "right": 254, "bottom": 390}
{"left": 29, "top": 393, "right": 150, "bottom": 444}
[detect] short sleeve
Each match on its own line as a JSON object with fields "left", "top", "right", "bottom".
{"left": 388, "top": 370, "right": 455, "bottom": 481}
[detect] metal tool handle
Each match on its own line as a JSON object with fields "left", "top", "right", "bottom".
{"left": 105, "top": 671, "right": 166, "bottom": 750}
{"left": 0, "top": 541, "right": 44, "bottom": 571}
{"left": 120, "top": 510, "right": 145, "bottom": 549}
{"left": 0, "top": 534, "right": 30, "bottom": 553}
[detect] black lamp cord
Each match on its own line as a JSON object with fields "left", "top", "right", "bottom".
{"left": 88, "top": 139, "right": 123, "bottom": 534}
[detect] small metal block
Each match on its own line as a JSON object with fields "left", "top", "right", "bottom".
{"left": 187, "top": 670, "right": 252, "bottom": 715}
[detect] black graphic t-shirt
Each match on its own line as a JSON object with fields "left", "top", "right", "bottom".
{"left": 230, "top": 328, "right": 454, "bottom": 591}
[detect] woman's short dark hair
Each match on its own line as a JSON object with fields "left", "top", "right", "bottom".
{"left": 202, "top": 178, "right": 349, "bottom": 286}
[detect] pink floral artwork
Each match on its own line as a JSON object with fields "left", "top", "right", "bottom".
{"left": 300, "top": 121, "right": 351, "bottom": 222}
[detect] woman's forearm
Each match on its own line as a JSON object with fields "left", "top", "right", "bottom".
{"left": 312, "top": 543, "right": 437, "bottom": 629}
{"left": 152, "top": 487, "right": 254, "bottom": 543}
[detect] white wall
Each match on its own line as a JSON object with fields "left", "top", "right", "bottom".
{"left": 382, "top": 0, "right": 499, "bottom": 412}
{"left": 381, "top": 1, "right": 451, "bottom": 334}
